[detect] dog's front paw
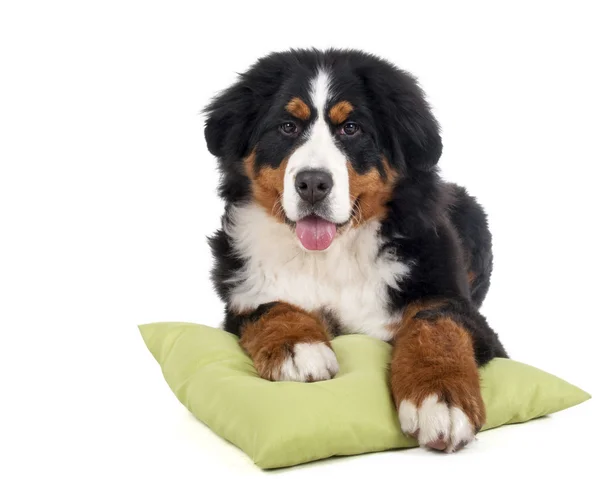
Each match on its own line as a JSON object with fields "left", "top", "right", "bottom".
{"left": 390, "top": 312, "right": 487, "bottom": 452}
{"left": 251, "top": 341, "right": 339, "bottom": 382}
{"left": 239, "top": 304, "right": 338, "bottom": 382}
{"left": 398, "top": 390, "right": 484, "bottom": 453}
{"left": 276, "top": 342, "right": 339, "bottom": 382}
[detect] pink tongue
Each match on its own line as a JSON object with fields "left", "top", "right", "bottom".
{"left": 295, "top": 216, "right": 337, "bottom": 251}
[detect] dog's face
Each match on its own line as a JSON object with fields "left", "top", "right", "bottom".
{"left": 205, "top": 50, "right": 442, "bottom": 251}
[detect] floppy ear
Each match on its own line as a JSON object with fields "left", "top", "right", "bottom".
{"left": 362, "top": 68, "right": 442, "bottom": 172}
{"left": 203, "top": 81, "right": 257, "bottom": 159}
{"left": 204, "top": 55, "right": 286, "bottom": 160}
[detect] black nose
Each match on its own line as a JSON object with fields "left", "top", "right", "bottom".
{"left": 295, "top": 170, "right": 333, "bottom": 204}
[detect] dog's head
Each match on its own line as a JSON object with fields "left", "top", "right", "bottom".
{"left": 204, "top": 49, "right": 442, "bottom": 251}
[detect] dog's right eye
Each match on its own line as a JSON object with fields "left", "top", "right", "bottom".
{"left": 279, "top": 122, "right": 299, "bottom": 136}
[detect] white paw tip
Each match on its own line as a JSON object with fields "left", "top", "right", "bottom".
{"left": 398, "top": 394, "right": 476, "bottom": 452}
{"left": 277, "top": 342, "right": 339, "bottom": 382}
{"left": 399, "top": 399, "right": 419, "bottom": 435}
{"left": 447, "top": 406, "right": 474, "bottom": 452}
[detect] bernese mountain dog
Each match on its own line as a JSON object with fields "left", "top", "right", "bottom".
{"left": 204, "top": 49, "right": 507, "bottom": 453}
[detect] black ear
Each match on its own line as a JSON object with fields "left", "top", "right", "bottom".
{"left": 362, "top": 66, "right": 442, "bottom": 172}
{"left": 204, "top": 55, "right": 286, "bottom": 160}
{"left": 203, "top": 80, "right": 257, "bottom": 159}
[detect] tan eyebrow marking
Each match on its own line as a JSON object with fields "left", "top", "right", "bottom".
{"left": 285, "top": 97, "right": 311, "bottom": 121}
{"left": 329, "top": 101, "right": 354, "bottom": 125}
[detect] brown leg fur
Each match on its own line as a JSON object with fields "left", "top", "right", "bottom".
{"left": 390, "top": 301, "right": 485, "bottom": 450}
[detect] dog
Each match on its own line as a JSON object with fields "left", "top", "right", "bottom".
{"left": 204, "top": 49, "right": 507, "bottom": 453}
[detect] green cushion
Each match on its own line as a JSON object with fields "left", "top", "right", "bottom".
{"left": 139, "top": 322, "right": 590, "bottom": 469}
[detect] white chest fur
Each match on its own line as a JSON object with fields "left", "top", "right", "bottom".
{"left": 224, "top": 204, "right": 410, "bottom": 340}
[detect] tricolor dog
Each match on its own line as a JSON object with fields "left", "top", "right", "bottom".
{"left": 204, "top": 49, "right": 507, "bottom": 453}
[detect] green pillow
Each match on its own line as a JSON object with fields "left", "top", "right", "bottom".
{"left": 139, "top": 322, "right": 590, "bottom": 469}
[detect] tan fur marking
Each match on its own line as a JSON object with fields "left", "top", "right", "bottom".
{"left": 328, "top": 101, "right": 354, "bottom": 124}
{"left": 240, "top": 303, "right": 331, "bottom": 381}
{"left": 244, "top": 151, "right": 287, "bottom": 222}
{"left": 347, "top": 157, "right": 398, "bottom": 224}
{"left": 285, "top": 97, "right": 311, "bottom": 121}
{"left": 390, "top": 301, "right": 485, "bottom": 430}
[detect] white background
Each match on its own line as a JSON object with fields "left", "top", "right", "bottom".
{"left": 1, "top": 1, "right": 598, "bottom": 477}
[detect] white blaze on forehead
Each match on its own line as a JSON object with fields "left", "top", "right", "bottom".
{"left": 310, "top": 69, "right": 331, "bottom": 113}
{"left": 282, "top": 69, "right": 352, "bottom": 225}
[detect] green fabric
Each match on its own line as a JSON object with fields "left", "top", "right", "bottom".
{"left": 139, "top": 322, "right": 590, "bottom": 469}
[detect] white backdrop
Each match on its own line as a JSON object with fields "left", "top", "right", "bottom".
{"left": 1, "top": 1, "right": 598, "bottom": 477}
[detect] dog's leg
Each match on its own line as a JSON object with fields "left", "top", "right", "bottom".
{"left": 231, "top": 302, "right": 338, "bottom": 382}
{"left": 390, "top": 299, "right": 487, "bottom": 453}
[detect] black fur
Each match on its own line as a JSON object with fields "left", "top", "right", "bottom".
{"left": 205, "top": 49, "right": 506, "bottom": 365}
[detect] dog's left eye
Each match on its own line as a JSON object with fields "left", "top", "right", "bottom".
{"left": 340, "top": 122, "right": 360, "bottom": 136}
{"left": 280, "top": 121, "right": 299, "bottom": 136}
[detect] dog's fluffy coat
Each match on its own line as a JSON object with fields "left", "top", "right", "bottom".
{"left": 204, "top": 49, "right": 506, "bottom": 453}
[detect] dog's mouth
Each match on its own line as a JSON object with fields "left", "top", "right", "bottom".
{"left": 294, "top": 215, "right": 338, "bottom": 251}
{"left": 287, "top": 199, "right": 360, "bottom": 251}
